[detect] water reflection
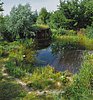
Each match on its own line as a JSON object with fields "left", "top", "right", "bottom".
{"left": 35, "top": 39, "right": 84, "bottom": 73}
{"left": 52, "top": 50, "right": 83, "bottom": 73}
{"left": 34, "top": 38, "right": 51, "bottom": 50}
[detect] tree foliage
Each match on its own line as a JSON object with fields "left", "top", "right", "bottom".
{"left": 0, "top": 0, "right": 3, "bottom": 12}
{"left": 36, "top": 7, "right": 50, "bottom": 24}
{"left": 49, "top": 10, "right": 68, "bottom": 29}
{"left": 3, "top": 4, "right": 36, "bottom": 40}
{"left": 10, "top": 4, "right": 35, "bottom": 38}
{"left": 59, "top": 0, "right": 93, "bottom": 29}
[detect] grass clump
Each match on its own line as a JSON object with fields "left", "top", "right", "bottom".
{"left": 22, "top": 66, "right": 72, "bottom": 90}
{"left": 5, "top": 61, "right": 26, "bottom": 78}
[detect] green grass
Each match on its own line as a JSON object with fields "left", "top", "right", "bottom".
{"left": 0, "top": 81, "right": 26, "bottom": 100}
{"left": 33, "top": 24, "right": 49, "bottom": 29}
{"left": 22, "top": 66, "right": 72, "bottom": 90}
{"left": 53, "top": 34, "right": 93, "bottom": 50}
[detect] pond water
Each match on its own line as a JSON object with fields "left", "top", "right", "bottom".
{"left": 34, "top": 39, "right": 84, "bottom": 73}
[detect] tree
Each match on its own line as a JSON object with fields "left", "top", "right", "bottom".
{"left": 0, "top": 0, "right": 4, "bottom": 31}
{"left": 59, "top": 0, "right": 93, "bottom": 30}
{"left": 6, "top": 4, "right": 35, "bottom": 39}
{"left": 49, "top": 10, "right": 68, "bottom": 29}
{"left": 0, "top": 0, "right": 3, "bottom": 12}
{"left": 32, "top": 10, "right": 38, "bottom": 23}
{"left": 36, "top": 7, "right": 50, "bottom": 24}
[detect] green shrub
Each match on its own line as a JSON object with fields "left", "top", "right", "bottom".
{"left": 0, "top": 45, "right": 9, "bottom": 57}
{"left": 67, "top": 30, "right": 76, "bottom": 36}
{"left": 0, "top": 81, "right": 26, "bottom": 100}
{"left": 5, "top": 61, "right": 26, "bottom": 78}
{"left": 1, "top": 31, "right": 16, "bottom": 42}
{"left": 85, "top": 25, "right": 93, "bottom": 39}
{"left": 58, "top": 28, "right": 67, "bottom": 35}
{"left": 0, "top": 72, "right": 3, "bottom": 81}
{"left": 23, "top": 48, "right": 36, "bottom": 64}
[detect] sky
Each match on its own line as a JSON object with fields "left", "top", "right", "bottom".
{"left": 2, "top": 0, "right": 59, "bottom": 15}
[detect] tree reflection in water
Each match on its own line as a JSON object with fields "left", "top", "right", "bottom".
{"left": 35, "top": 39, "right": 84, "bottom": 73}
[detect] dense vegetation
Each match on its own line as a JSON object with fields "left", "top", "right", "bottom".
{"left": 0, "top": 0, "right": 93, "bottom": 100}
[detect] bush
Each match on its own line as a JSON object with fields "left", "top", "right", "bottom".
{"left": 67, "top": 30, "right": 76, "bottom": 36}
{"left": 1, "top": 31, "right": 16, "bottom": 42}
{"left": 5, "top": 61, "right": 26, "bottom": 78}
{"left": 58, "top": 28, "right": 67, "bottom": 35}
{"left": 0, "top": 81, "right": 26, "bottom": 100}
{"left": 23, "top": 48, "right": 36, "bottom": 64}
{"left": 85, "top": 25, "right": 93, "bottom": 39}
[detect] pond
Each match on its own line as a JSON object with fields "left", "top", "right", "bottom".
{"left": 34, "top": 38, "right": 84, "bottom": 74}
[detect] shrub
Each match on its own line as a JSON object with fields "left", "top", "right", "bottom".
{"left": 1, "top": 31, "right": 15, "bottom": 42}
{"left": 85, "top": 25, "right": 93, "bottom": 39}
{"left": 67, "top": 30, "right": 76, "bottom": 36}
{"left": 0, "top": 81, "right": 26, "bottom": 100}
{"left": 58, "top": 28, "right": 67, "bottom": 35}
{"left": 5, "top": 61, "right": 26, "bottom": 78}
{"left": 23, "top": 48, "right": 36, "bottom": 64}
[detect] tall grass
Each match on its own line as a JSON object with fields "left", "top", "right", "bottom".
{"left": 62, "top": 52, "right": 93, "bottom": 100}
{"left": 53, "top": 34, "right": 93, "bottom": 50}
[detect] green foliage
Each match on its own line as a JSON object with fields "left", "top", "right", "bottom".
{"left": 52, "top": 35, "right": 84, "bottom": 51}
{"left": 85, "top": 24, "right": 93, "bottom": 39}
{"left": 57, "top": 28, "right": 67, "bottom": 35}
{"left": 5, "top": 61, "right": 26, "bottom": 78}
{"left": 22, "top": 66, "right": 72, "bottom": 90}
{"left": 0, "top": 0, "right": 3, "bottom": 12}
{"left": 0, "top": 81, "right": 26, "bottom": 100}
{"left": 23, "top": 48, "right": 36, "bottom": 64}
{"left": 0, "top": 41, "right": 9, "bottom": 57}
{"left": 23, "top": 92, "right": 64, "bottom": 100}
{"left": 53, "top": 34, "right": 93, "bottom": 50}
{"left": 58, "top": 0, "right": 93, "bottom": 29}
{"left": 1, "top": 40, "right": 36, "bottom": 78}
{"left": 0, "top": 15, "right": 5, "bottom": 32}
{"left": 37, "top": 7, "right": 50, "bottom": 24}
{"left": 49, "top": 10, "right": 67, "bottom": 29}
{"left": 62, "top": 52, "right": 93, "bottom": 100}
{"left": 2, "top": 4, "right": 35, "bottom": 40}
{"left": 51, "top": 28, "right": 76, "bottom": 37}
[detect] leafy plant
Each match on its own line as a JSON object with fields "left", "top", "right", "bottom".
{"left": 22, "top": 66, "right": 72, "bottom": 90}
{"left": 5, "top": 61, "right": 26, "bottom": 78}
{"left": 0, "top": 81, "right": 26, "bottom": 100}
